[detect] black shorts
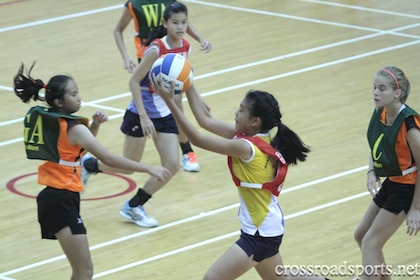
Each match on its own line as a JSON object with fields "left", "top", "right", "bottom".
{"left": 120, "top": 110, "right": 178, "bottom": 137}
{"left": 373, "top": 178, "right": 415, "bottom": 214}
{"left": 37, "top": 187, "right": 86, "bottom": 240}
{"left": 236, "top": 230, "right": 283, "bottom": 262}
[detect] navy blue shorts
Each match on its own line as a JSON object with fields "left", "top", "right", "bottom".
{"left": 373, "top": 178, "right": 415, "bottom": 214}
{"left": 37, "top": 187, "right": 86, "bottom": 240}
{"left": 120, "top": 110, "right": 178, "bottom": 137}
{"left": 236, "top": 230, "right": 283, "bottom": 262}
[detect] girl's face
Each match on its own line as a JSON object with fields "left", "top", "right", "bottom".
{"left": 372, "top": 73, "right": 400, "bottom": 108}
{"left": 60, "top": 80, "right": 82, "bottom": 114}
{"left": 234, "top": 98, "right": 255, "bottom": 135}
{"left": 164, "top": 12, "right": 188, "bottom": 40}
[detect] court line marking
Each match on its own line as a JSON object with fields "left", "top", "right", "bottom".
{"left": 0, "top": 165, "right": 368, "bottom": 278}
{"left": 300, "top": 0, "right": 420, "bottom": 19}
{"left": 0, "top": 1, "right": 416, "bottom": 278}
{"left": 1, "top": 3, "right": 419, "bottom": 130}
{"left": 93, "top": 191, "right": 370, "bottom": 278}
{"left": 185, "top": 0, "right": 420, "bottom": 39}
{"left": 1, "top": 39, "right": 419, "bottom": 147}
{"left": 0, "top": 4, "right": 123, "bottom": 33}
{"left": 0, "top": 0, "right": 418, "bottom": 34}
{"left": 1, "top": 19, "right": 419, "bottom": 128}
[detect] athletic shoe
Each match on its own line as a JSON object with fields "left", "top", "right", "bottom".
{"left": 180, "top": 152, "right": 200, "bottom": 172}
{"left": 81, "top": 153, "right": 94, "bottom": 190}
{"left": 119, "top": 202, "right": 158, "bottom": 228}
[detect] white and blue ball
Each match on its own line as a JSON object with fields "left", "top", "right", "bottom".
{"left": 149, "top": 53, "right": 193, "bottom": 95}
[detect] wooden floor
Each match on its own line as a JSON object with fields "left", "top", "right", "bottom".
{"left": 1, "top": 0, "right": 420, "bottom": 279}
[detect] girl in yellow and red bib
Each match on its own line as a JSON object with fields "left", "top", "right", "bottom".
{"left": 153, "top": 76, "right": 328, "bottom": 279}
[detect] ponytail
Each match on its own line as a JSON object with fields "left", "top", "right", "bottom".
{"left": 13, "top": 62, "right": 45, "bottom": 103}
{"left": 143, "top": 25, "right": 167, "bottom": 46}
{"left": 13, "top": 62, "right": 74, "bottom": 107}
{"left": 272, "top": 123, "right": 310, "bottom": 165}
{"left": 245, "top": 90, "right": 310, "bottom": 165}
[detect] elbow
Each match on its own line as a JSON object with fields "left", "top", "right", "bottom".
{"left": 187, "top": 134, "right": 203, "bottom": 148}
{"left": 99, "top": 155, "right": 117, "bottom": 167}
{"left": 129, "top": 76, "right": 140, "bottom": 87}
{"left": 196, "top": 119, "right": 210, "bottom": 131}
{"left": 196, "top": 119, "right": 206, "bottom": 128}
{"left": 129, "top": 79, "right": 137, "bottom": 91}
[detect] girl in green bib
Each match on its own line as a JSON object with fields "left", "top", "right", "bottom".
{"left": 354, "top": 66, "right": 420, "bottom": 279}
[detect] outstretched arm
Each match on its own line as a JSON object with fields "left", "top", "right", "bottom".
{"left": 114, "top": 6, "right": 136, "bottom": 73}
{"left": 185, "top": 84, "right": 236, "bottom": 139}
{"left": 69, "top": 124, "right": 171, "bottom": 181}
{"left": 152, "top": 76, "right": 251, "bottom": 160}
{"left": 186, "top": 22, "right": 212, "bottom": 54}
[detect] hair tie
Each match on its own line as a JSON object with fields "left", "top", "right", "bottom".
{"left": 380, "top": 69, "right": 400, "bottom": 90}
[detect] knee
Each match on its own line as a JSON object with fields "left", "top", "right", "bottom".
{"left": 354, "top": 228, "right": 364, "bottom": 247}
{"left": 164, "top": 160, "right": 180, "bottom": 175}
{"left": 360, "top": 235, "right": 382, "bottom": 254}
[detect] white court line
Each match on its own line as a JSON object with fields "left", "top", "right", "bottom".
{"left": 0, "top": 165, "right": 368, "bottom": 278}
{"left": 0, "top": 5, "right": 123, "bottom": 33}
{"left": 1, "top": 0, "right": 418, "bottom": 34}
{"left": 300, "top": 0, "right": 420, "bottom": 19}
{"left": 93, "top": 191, "right": 370, "bottom": 278}
{"left": 0, "top": 277, "right": 16, "bottom": 280}
{"left": 0, "top": 1, "right": 416, "bottom": 278}
{"left": 1, "top": 39, "right": 419, "bottom": 147}
{"left": 0, "top": 85, "right": 13, "bottom": 91}
{"left": 1, "top": 21, "right": 419, "bottom": 128}
{"left": 1, "top": 3, "right": 419, "bottom": 127}
{"left": 185, "top": 0, "right": 420, "bottom": 39}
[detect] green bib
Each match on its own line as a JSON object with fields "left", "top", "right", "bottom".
{"left": 23, "top": 106, "right": 89, "bottom": 162}
{"left": 367, "top": 106, "right": 417, "bottom": 176}
{"left": 130, "top": 0, "right": 174, "bottom": 39}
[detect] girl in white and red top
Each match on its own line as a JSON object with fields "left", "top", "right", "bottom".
{"left": 82, "top": 2, "right": 200, "bottom": 227}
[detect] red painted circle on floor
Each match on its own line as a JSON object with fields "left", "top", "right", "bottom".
{"left": 6, "top": 172, "right": 137, "bottom": 201}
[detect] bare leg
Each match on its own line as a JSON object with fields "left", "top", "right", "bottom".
{"left": 256, "top": 253, "right": 325, "bottom": 280}
{"left": 203, "top": 243, "right": 257, "bottom": 280}
{"left": 361, "top": 209, "right": 406, "bottom": 280}
{"left": 256, "top": 253, "right": 287, "bottom": 280}
{"left": 142, "top": 132, "right": 180, "bottom": 195}
{"left": 56, "top": 227, "right": 93, "bottom": 280}
{"left": 354, "top": 202, "right": 381, "bottom": 247}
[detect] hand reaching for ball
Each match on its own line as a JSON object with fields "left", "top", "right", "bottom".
{"left": 151, "top": 73, "right": 176, "bottom": 103}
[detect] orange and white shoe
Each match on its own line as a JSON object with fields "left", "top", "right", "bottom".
{"left": 180, "top": 152, "right": 200, "bottom": 172}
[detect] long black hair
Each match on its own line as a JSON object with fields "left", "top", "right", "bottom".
{"left": 143, "top": 1, "right": 188, "bottom": 46}
{"left": 244, "top": 90, "right": 310, "bottom": 165}
{"left": 13, "top": 62, "right": 73, "bottom": 107}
